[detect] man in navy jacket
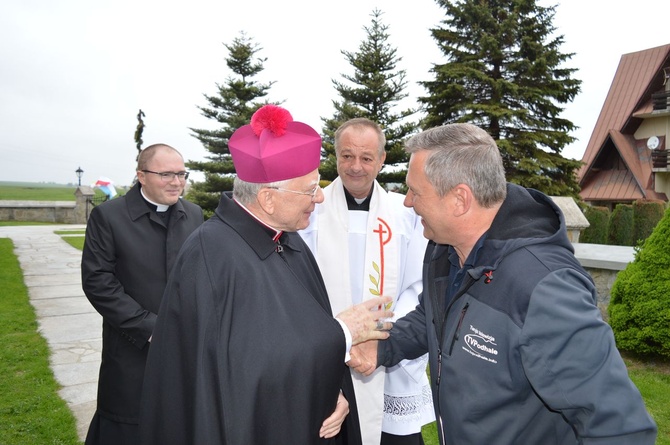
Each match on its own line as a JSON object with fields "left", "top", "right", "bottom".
{"left": 350, "top": 123, "right": 657, "bottom": 444}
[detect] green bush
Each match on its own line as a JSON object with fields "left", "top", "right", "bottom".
{"left": 632, "top": 199, "right": 665, "bottom": 245}
{"left": 581, "top": 206, "right": 610, "bottom": 244}
{"left": 609, "top": 206, "right": 670, "bottom": 358}
{"left": 607, "top": 204, "right": 634, "bottom": 246}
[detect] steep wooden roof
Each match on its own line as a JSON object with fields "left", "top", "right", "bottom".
{"left": 577, "top": 44, "right": 670, "bottom": 202}
{"left": 579, "top": 130, "right": 665, "bottom": 201}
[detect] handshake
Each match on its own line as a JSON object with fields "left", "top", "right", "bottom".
{"left": 336, "top": 296, "right": 390, "bottom": 376}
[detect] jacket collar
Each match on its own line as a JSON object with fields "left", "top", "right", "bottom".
{"left": 213, "top": 193, "right": 303, "bottom": 260}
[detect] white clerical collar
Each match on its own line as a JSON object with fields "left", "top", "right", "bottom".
{"left": 141, "top": 188, "right": 170, "bottom": 212}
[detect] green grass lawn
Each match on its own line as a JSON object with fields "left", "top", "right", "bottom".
{"left": 55, "top": 229, "right": 87, "bottom": 250}
{"left": 0, "top": 238, "right": 82, "bottom": 445}
{"left": 0, "top": 221, "right": 61, "bottom": 227}
{"left": 625, "top": 355, "right": 670, "bottom": 444}
{"left": 0, "top": 183, "right": 79, "bottom": 201}
{"left": 0, "top": 181, "right": 116, "bottom": 202}
{"left": 60, "top": 235, "right": 85, "bottom": 250}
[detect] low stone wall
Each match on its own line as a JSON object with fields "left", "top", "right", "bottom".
{"left": 0, "top": 200, "right": 77, "bottom": 223}
{"left": 572, "top": 243, "right": 634, "bottom": 321}
{"left": 583, "top": 267, "right": 619, "bottom": 321}
{"left": 0, "top": 186, "right": 95, "bottom": 224}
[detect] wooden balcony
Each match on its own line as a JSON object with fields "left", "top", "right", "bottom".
{"left": 652, "top": 90, "right": 670, "bottom": 111}
{"left": 652, "top": 149, "right": 670, "bottom": 170}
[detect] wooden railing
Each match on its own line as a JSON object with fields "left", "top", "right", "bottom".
{"left": 652, "top": 90, "right": 670, "bottom": 111}
{"left": 652, "top": 149, "right": 669, "bottom": 169}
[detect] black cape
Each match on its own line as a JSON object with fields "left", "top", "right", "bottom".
{"left": 139, "top": 194, "right": 361, "bottom": 445}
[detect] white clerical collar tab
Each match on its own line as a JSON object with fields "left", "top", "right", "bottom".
{"left": 141, "top": 188, "right": 170, "bottom": 212}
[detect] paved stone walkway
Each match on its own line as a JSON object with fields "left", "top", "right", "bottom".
{"left": 0, "top": 224, "right": 99, "bottom": 441}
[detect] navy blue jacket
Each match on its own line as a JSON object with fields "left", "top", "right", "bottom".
{"left": 379, "top": 184, "right": 657, "bottom": 444}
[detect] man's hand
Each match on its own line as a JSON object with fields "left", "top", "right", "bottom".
{"left": 336, "top": 297, "right": 393, "bottom": 345}
{"left": 347, "top": 341, "right": 379, "bottom": 376}
{"left": 319, "top": 392, "right": 349, "bottom": 438}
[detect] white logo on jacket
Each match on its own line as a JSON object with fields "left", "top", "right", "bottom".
{"left": 462, "top": 324, "right": 498, "bottom": 364}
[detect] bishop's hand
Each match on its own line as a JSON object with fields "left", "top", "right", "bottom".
{"left": 336, "top": 297, "right": 393, "bottom": 345}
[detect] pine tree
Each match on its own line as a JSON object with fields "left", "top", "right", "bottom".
{"left": 186, "top": 33, "right": 275, "bottom": 216}
{"left": 321, "top": 9, "right": 419, "bottom": 186}
{"left": 421, "top": 0, "right": 582, "bottom": 197}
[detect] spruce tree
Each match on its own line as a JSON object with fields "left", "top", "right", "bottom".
{"left": 186, "top": 33, "right": 275, "bottom": 216}
{"left": 421, "top": 0, "right": 582, "bottom": 197}
{"left": 321, "top": 9, "right": 419, "bottom": 186}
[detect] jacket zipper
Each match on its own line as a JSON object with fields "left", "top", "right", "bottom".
{"left": 448, "top": 302, "right": 469, "bottom": 355}
{"left": 435, "top": 272, "right": 474, "bottom": 445}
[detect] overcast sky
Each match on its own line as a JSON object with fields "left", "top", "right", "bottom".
{"left": 1, "top": 0, "right": 668, "bottom": 187}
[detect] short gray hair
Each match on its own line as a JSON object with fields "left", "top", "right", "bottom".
{"left": 233, "top": 176, "right": 290, "bottom": 205}
{"left": 405, "top": 123, "right": 506, "bottom": 208}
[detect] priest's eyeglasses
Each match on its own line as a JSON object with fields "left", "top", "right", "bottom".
{"left": 142, "top": 170, "right": 190, "bottom": 182}
{"left": 267, "top": 179, "right": 321, "bottom": 201}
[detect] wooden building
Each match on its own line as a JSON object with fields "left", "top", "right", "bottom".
{"left": 578, "top": 44, "right": 670, "bottom": 209}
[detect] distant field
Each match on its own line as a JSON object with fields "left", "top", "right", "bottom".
{"left": 0, "top": 182, "right": 109, "bottom": 201}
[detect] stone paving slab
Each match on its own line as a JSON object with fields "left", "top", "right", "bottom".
{"left": 69, "top": 400, "right": 97, "bottom": 440}
{"left": 20, "top": 261, "right": 83, "bottom": 274}
{"left": 24, "top": 272, "right": 82, "bottom": 287}
{"left": 29, "top": 283, "right": 86, "bottom": 300}
{"left": 37, "top": 312, "right": 102, "bottom": 345}
{"left": 52, "top": 360, "right": 101, "bottom": 388}
{"left": 50, "top": 338, "right": 102, "bottom": 366}
{"left": 31, "top": 295, "right": 97, "bottom": 317}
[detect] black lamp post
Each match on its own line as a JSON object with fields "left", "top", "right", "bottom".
{"left": 75, "top": 166, "right": 84, "bottom": 186}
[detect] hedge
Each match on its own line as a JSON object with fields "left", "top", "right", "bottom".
{"left": 608, "top": 205, "right": 670, "bottom": 357}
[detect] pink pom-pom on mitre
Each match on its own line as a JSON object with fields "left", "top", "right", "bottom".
{"left": 250, "top": 104, "right": 293, "bottom": 137}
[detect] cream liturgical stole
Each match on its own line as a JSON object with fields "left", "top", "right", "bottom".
{"left": 316, "top": 177, "right": 399, "bottom": 445}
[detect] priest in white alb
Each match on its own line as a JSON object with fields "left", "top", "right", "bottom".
{"left": 300, "top": 118, "right": 434, "bottom": 445}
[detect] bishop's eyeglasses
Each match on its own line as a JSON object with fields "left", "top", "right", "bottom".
{"left": 266, "top": 176, "right": 321, "bottom": 201}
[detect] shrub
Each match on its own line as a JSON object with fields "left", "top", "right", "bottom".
{"left": 607, "top": 204, "right": 634, "bottom": 246}
{"left": 580, "top": 206, "right": 610, "bottom": 244}
{"left": 632, "top": 199, "right": 665, "bottom": 245}
{"left": 609, "top": 206, "right": 670, "bottom": 358}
